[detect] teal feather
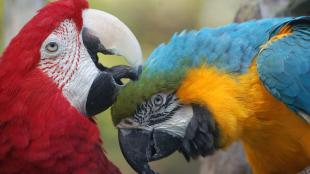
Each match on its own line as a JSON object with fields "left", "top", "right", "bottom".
{"left": 257, "top": 16, "right": 310, "bottom": 121}
{"left": 144, "top": 18, "right": 291, "bottom": 75}
{"left": 112, "top": 17, "right": 298, "bottom": 124}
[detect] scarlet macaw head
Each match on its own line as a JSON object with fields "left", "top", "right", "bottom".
{"left": 1, "top": 0, "right": 143, "bottom": 116}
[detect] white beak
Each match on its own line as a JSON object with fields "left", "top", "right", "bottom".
{"left": 82, "top": 9, "right": 143, "bottom": 67}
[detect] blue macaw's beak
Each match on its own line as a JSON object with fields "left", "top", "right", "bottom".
{"left": 118, "top": 128, "right": 182, "bottom": 174}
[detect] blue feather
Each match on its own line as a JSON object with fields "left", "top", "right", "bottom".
{"left": 257, "top": 16, "right": 310, "bottom": 120}
{"left": 144, "top": 18, "right": 290, "bottom": 76}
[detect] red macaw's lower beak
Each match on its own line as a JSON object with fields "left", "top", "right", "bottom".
{"left": 86, "top": 66, "right": 141, "bottom": 116}
{"left": 81, "top": 9, "right": 143, "bottom": 116}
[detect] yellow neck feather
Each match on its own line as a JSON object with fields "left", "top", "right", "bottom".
{"left": 177, "top": 64, "right": 310, "bottom": 173}
{"left": 177, "top": 66, "right": 249, "bottom": 147}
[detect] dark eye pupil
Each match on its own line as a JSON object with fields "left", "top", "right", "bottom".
{"left": 46, "top": 42, "right": 58, "bottom": 52}
{"left": 154, "top": 95, "right": 163, "bottom": 105}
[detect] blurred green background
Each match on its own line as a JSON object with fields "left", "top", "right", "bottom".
{"left": 0, "top": 0, "right": 241, "bottom": 173}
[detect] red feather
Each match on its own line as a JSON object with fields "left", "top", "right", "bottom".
{"left": 0, "top": 0, "right": 120, "bottom": 173}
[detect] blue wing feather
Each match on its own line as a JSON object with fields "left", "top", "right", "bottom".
{"left": 144, "top": 18, "right": 291, "bottom": 76}
{"left": 257, "top": 17, "right": 310, "bottom": 121}
{"left": 144, "top": 16, "right": 310, "bottom": 122}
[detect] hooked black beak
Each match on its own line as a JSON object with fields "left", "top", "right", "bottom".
{"left": 118, "top": 128, "right": 182, "bottom": 174}
{"left": 82, "top": 28, "right": 141, "bottom": 116}
{"left": 85, "top": 66, "right": 140, "bottom": 116}
{"left": 82, "top": 28, "right": 142, "bottom": 116}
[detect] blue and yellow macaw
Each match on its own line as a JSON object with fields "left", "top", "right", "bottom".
{"left": 111, "top": 17, "right": 310, "bottom": 174}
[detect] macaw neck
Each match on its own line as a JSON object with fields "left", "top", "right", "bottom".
{"left": 239, "top": 63, "right": 310, "bottom": 173}
{"left": 177, "top": 65, "right": 310, "bottom": 173}
{"left": 177, "top": 66, "right": 249, "bottom": 147}
{"left": 0, "top": 69, "right": 120, "bottom": 174}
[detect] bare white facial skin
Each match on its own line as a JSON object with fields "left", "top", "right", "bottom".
{"left": 39, "top": 19, "right": 99, "bottom": 115}
{"left": 129, "top": 93, "right": 194, "bottom": 137}
{"left": 156, "top": 105, "right": 193, "bottom": 137}
{"left": 39, "top": 9, "right": 144, "bottom": 115}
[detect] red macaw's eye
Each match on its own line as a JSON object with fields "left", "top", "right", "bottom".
{"left": 45, "top": 42, "right": 59, "bottom": 53}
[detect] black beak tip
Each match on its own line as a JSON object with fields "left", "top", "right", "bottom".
{"left": 82, "top": 27, "right": 142, "bottom": 116}
{"left": 109, "top": 65, "right": 141, "bottom": 84}
{"left": 85, "top": 72, "right": 118, "bottom": 116}
{"left": 150, "top": 130, "right": 182, "bottom": 160}
{"left": 118, "top": 128, "right": 181, "bottom": 174}
{"left": 85, "top": 65, "right": 141, "bottom": 116}
{"left": 118, "top": 128, "right": 153, "bottom": 173}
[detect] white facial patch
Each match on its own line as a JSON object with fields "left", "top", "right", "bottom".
{"left": 39, "top": 19, "right": 99, "bottom": 114}
{"left": 155, "top": 106, "right": 193, "bottom": 137}
{"left": 133, "top": 93, "right": 194, "bottom": 138}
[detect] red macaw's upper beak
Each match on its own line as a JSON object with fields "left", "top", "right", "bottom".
{"left": 81, "top": 9, "right": 143, "bottom": 116}
{"left": 82, "top": 9, "right": 143, "bottom": 67}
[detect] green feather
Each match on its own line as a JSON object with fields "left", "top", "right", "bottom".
{"left": 111, "top": 63, "right": 189, "bottom": 125}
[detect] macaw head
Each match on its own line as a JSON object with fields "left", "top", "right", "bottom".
{"left": 111, "top": 31, "right": 222, "bottom": 173}
{"left": 0, "top": 0, "right": 143, "bottom": 116}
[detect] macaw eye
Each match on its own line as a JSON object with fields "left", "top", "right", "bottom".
{"left": 153, "top": 94, "right": 164, "bottom": 106}
{"left": 45, "top": 42, "right": 59, "bottom": 53}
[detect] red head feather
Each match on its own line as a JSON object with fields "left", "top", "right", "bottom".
{"left": 0, "top": 0, "right": 88, "bottom": 73}
{"left": 0, "top": 1, "right": 121, "bottom": 173}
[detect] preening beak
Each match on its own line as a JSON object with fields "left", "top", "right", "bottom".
{"left": 81, "top": 9, "right": 143, "bottom": 116}
{"left": 118, "top": 128, "right": 182, "bottom": 174}
{"left": 82, "top": 9, "right": 143, "bottom": 67}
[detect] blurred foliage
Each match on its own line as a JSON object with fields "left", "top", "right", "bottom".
{"left": 89, "top": 0, "right": 202, "bottom": 56}
{"left": 0, "top": 0, "right": 240, "bottom": 173}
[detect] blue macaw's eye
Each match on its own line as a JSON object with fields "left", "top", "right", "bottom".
{"left": 46, "top": 42, "right": 59, "bottom": 53}
{"left": 153, "top": 94, "right": 164, "bottom": 106}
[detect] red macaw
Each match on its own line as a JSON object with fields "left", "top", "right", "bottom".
{"left": 0, "top": 0, "right": 142, "bottom": 173}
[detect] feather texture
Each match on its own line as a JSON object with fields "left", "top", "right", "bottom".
{"left": 112, "top": 17, "right": 310, "bottom": 173}
{"left": 0, "top": 0, "right": 120, "bottom": 173}
{"left": 112, "top": 18, "right": 290, "bottom": 124}
{"left": 258, "top": 16, "right": 310, "bottom": 122}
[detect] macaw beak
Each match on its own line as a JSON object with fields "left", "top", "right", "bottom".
{"left": 81, "top": 9, "right": 143, "bottom": 116}
{"left": 118, "top": 128, "right": 182, "bottom": 174}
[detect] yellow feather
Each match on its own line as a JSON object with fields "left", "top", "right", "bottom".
{"left": 177, "top": 63, "right": 310, "bottom": 174}
{"left": 177, "top": 66, "right": 248, "bottom": 147}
